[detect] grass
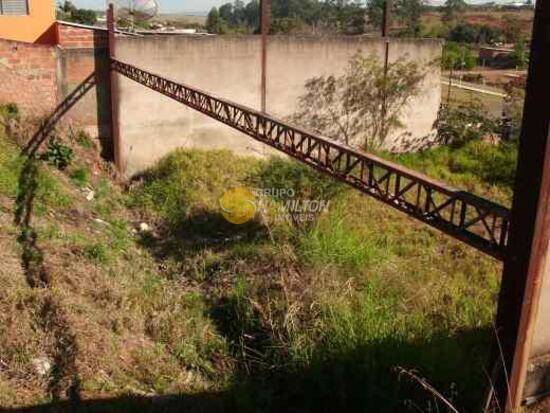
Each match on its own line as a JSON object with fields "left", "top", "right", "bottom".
{"left": 0, "top": 120, "right": 514, "bottom": 411}
{"left": 442, "top": 85, "right": 504, "bottom": 118}
{"left": 389, "top": 140, "right": 516, "bottom": 206}
{"left": 127, "top": 147, "right": 506, "bottom": 412}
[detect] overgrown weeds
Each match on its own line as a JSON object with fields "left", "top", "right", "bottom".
{"left": 0, "top": 107, "right": 514, "bottom": 411}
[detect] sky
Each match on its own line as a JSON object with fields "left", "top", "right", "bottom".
{"left": 70, "top": 0, "right": 530, "bottom": 14}
{"left": 71, "top": 0, "right": 227, "bottom": 13}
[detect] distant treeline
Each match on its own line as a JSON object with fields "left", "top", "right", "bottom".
{"left": 205, "top": 0, "right": 426, "bottom": 36}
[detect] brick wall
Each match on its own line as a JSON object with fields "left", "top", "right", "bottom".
{"left": 0, "top": 22, "right": 111, "bottom": 138}
{"left": 0, "top": 39, "right": 58, "bottom": 115}
{"left": 57, "top": 22, "right": 108, "bottom": 49}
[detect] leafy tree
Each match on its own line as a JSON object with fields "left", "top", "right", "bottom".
{"left": 206, "top": 7, "right": 225, "bottom": 34}
{"left": 448, "top": 23, "right": 478, "bottom": 43}
{"left": 70, "top": 8, "right": 97, "bottom": 25}
{"left": 396, "top": 0, "right": 424, "bottom": 37}
{"left": 58, "top": 0, "right": 97, "bottom": 26}
{"left": 60, "top": 0, "right": 77, "bottom": 14}
{"left": 270, "top": 17, "right": 304, "bottom": 34}
{"left": 293, "top": 54, "right": 427, "bottom": 150}
{"left": 502, "top": 14, "right": 523, "bottom": 43}
{"left": 244, "top": 0, "right": 260, "bottom": 30}
{"left": 443, "top": 0, "right": 466, "bottom": 22}
{"left": 366, "top": 0, "right": 385, "bottom": 30}
{"left": 442, "top": 42, "right": 476, "bottom": 70}
{"left": 438, "top": 100, "right": 497, "bottom": 147}
{"left": 477, "top": 24, "right": 502, "bottom": 45}
{"left": 219, "top": 3, "right": 234, "bottom": 23}
{"left": 510, "top": 40, "right": 529, "bottom": 69}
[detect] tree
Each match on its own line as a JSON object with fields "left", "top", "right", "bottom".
{"left": 293, "top": 54, "right": 427, "bottom": 150}
{"left": 442, "top": 42, "right": 477, "bottom": 70}
{"left": 510, "top": 40, "right": 529, "bottom": 69}
{"left": 396, "top": 0, "right": 424, "bottom": 37}
{"left": 448, "top": 23, "right": 479, "bottom": 43}
{"left": 438, "top": 100, "right": 496, "bottom": 147}
{"left": 366, "top": 0, "right": 385, "bottom": 30}
{"left": 244, "top": 0, "right": 260, "bottom": 30}
{"left": 70, "top": 8, "right": 97, "bottom": 25}
{"left": 443, "top": 0, "right": 466, "bottom": 22}
{"left": 60, "top": 0, "right": 77, "bottom": 14}
{"left": 219, "top": 3, "right": 234, "bottom": 23}
{"left": 58, "top": 0, "right": 97, "bottom": 26}
{"left": 477, "top": 25, "right": 502, "bottom": 45}
{"left": 502, "top": 14, "right": 523, "bottom": 43}
{"left": 206, "top": 7, "right": 224, "bottom": 34}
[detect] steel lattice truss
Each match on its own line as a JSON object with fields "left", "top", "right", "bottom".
{"left": 113, "top": 59, "right": 511, "bottom": 260}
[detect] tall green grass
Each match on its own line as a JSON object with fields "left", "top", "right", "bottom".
{"left": 127, "top": 146, "right": 506, "bottom": 412}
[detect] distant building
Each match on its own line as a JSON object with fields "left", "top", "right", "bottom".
{"left": 479, "top": 46, "right": 514, "bottom": 68}
{"left": 0, "top": 0, "right": 57, "bottom": 43}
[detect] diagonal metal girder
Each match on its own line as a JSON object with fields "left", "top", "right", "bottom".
{"left": 112, "top": 59, "right": 511, "bottom": 260}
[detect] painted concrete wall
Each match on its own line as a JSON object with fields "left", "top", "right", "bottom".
{"left": 524, "top": 250, "right": 550, "bottom": 400}
{"left": 115, "top": 35, "right": 442, "bottom": 175}
{"left": 0, "top": 0, "right": 57, "bottom": 44}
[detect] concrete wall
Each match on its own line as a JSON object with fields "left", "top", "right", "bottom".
{"left": 115, "top": 35, "right": 442, "bottom": 175}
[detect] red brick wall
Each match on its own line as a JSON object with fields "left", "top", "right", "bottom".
{"left": 57, "top": 23, "right": 108, "bottom": 49}
{"left": 0, "top": 39, "right": 58, "bottom": 115}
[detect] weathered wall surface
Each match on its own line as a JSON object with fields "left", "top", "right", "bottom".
{"left": 0, "top": 39, "right": 58, "bottom": 114}
{"left": 116, "top": 36, "right": 442, "bottom": 175}
{"left": 0, "top": 0, "right": 56, "bottom": 44}
{"left": 0, "top": 23, "right": 111, "bottom": 154}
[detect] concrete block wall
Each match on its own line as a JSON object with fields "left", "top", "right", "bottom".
{"left": 115, "top": 35, "right": 443, "bottom": 175}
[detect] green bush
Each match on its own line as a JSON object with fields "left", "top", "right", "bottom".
{"left": 442, "top": 42, "right": 477, "bottom": 70}
{"left": 83, "top": 243, "right": 110, "bottom": 264}
{"left": 69, "top": 167, "right": 89, "bottom": 187}
{"left": 0, "top": 103, "right": 20, "bottom": 122}
{"left": 42, "top": 138, "right": 74, "bottom": 170}
{"left": 438, "top": 101, "right": 497, "bottom": 148}
{"left": 450, "top": 141, "right": 517, "bottom": 187}
{"left": 72, "top": 129, "right": 94, "bottom": 149}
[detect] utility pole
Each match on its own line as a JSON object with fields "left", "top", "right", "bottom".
{"left": 260, "top": 0, "right": 270, "bottom": 113}
{"left": 381, "top": 0, "right": 392, "bottom": 142}
{"left": 492, "top": 0, "right": 550, "bottom": 410}
{"left": 107, "top": 3, "right": 122, "bottom": 174}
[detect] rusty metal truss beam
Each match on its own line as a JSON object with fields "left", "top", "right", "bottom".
{"left": 112, "top": 59, "right": 510, "bottom": 260}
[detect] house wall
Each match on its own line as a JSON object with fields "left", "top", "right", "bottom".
{"left": 0, "top": 0, "right": 57, "bottom": 44}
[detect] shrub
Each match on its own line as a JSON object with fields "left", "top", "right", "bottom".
{"left": 71, "top": 129, "right": 94, "bottom": 149}
{"left": 449, "top": 141, "right": 517, "bottom": 187}
{"left": 83, "top": 243, "right": 110, "bottom": 264}
{"left": 42, "top": 138, "right": 74, "bottom": 170}
{"left": 437, "top": 101, "right": 497, "bottom": 148}
{"left": 69, "top": 167, "right": 89, "bottom": 187}
{"left": 0, "top": 103, "right": 20, "bottom": 122}
{"left": 448, "top": 23, "right": 479, "bottom": 43}
{"left": 442, "top": 42, "right": 477, "bottom": 70}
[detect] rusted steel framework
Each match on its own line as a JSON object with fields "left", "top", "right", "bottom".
{"left": 112, "top": 59, "right": 510, "bottom": 260}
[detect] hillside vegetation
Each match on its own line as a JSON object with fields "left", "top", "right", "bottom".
{"left": 0, "top": 111, "right": 514, "bottom": 411}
